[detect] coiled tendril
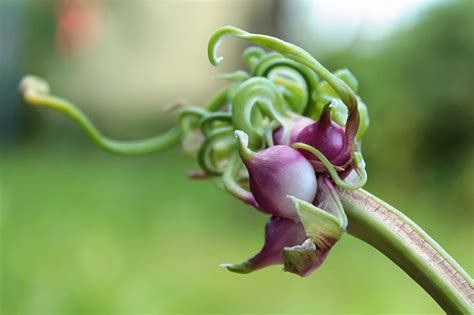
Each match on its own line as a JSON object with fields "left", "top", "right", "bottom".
{"left": 252, "top": 52, "right": 319, "bottom": 115}
{"left": 19, "top": 26, "right": 370, "bottom": 211}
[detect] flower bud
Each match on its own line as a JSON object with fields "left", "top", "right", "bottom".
{"left": 296, "top": 103, "right": 351, "bottom": 170}
{"left": 273, "top": 115, "right": 314, "bottom": 146}
{"left": 235, "top": 130, "right": 317, "bottom": 218}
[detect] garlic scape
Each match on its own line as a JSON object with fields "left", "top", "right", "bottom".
{"left": 19, "top": 25, "right": 472, "bottom": 314}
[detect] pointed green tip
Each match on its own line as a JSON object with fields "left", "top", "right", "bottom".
{"left": 220, "top": 263, "right": 252, "bottom": 274}
{"left": 287, "top": 195, "right": 299, "bottom": 209}
{"left": 234, "top": 130, "right": 255, "bottom": 160}
{"left": 208, "top": 25, "right": 247, "bottom": 67}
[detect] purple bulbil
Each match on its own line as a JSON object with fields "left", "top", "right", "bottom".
{"left": 296, "top": 104, "right": 351, "bottom": 169}
{"left": 273, "top": 115, "right": 314, "bottom": 146}
{"left": 235, "top": 130, "right": 317, "bottom": 218}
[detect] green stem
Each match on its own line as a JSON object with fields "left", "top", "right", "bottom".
{"left": 291, "top": 142, "right": 367, "bottom": 190}
{"left": 338, "top": 188, "right": 473, "bottom": 314}
{"left": 208, "top": 26, "right": 357, "bottom": 110}
{"left": 203, "top": 88, "right": 229, "bottom": 112}
{"left": 26, "top": 93, "right": 182, "bottom": 155}
{"left": 197, "top": 126, "right": 234, "bottom": 176}
{"left": 22, "top": 77, "right": 228, "bottom": 155}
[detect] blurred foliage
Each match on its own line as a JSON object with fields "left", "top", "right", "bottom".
{"left": 322, "top": 0, "right": 474, "bottom": 219}
{"left": 1, "top": 1, "right": 473, "bottom": 314}
{"left": 0, "top": 146, "right": 446, "bottom": 314}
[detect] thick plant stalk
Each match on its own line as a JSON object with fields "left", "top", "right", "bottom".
{"left": 338, "top": 189, "right": 474, "bottom": 314}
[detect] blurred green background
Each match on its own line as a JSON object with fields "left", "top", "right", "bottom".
{"left": 1, "top": 0, "right": 473, "bottom": 314}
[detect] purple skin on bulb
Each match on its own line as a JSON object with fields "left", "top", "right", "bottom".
{"left": 230, "top": 130, "right": 343, "bottom": 276}
{"left": 296, "top": 105, "right": 351, "bottom": 169}
{"left": 224, "top": 213, "right": 334, "bottom": 275}
{"left": 235, "top": 130, "right": 317, "bottom": 219}
{"left": 242, "top": 144, "right": 318, "bottom": 219}
{"left": 222, "top": 216, "right": 308, "bottom": 273}
{"left": 273, "top": 116, "right": 314, "bottom": 146}
{"left": 244, "top": 216, "right": 308, "bottom": 270}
